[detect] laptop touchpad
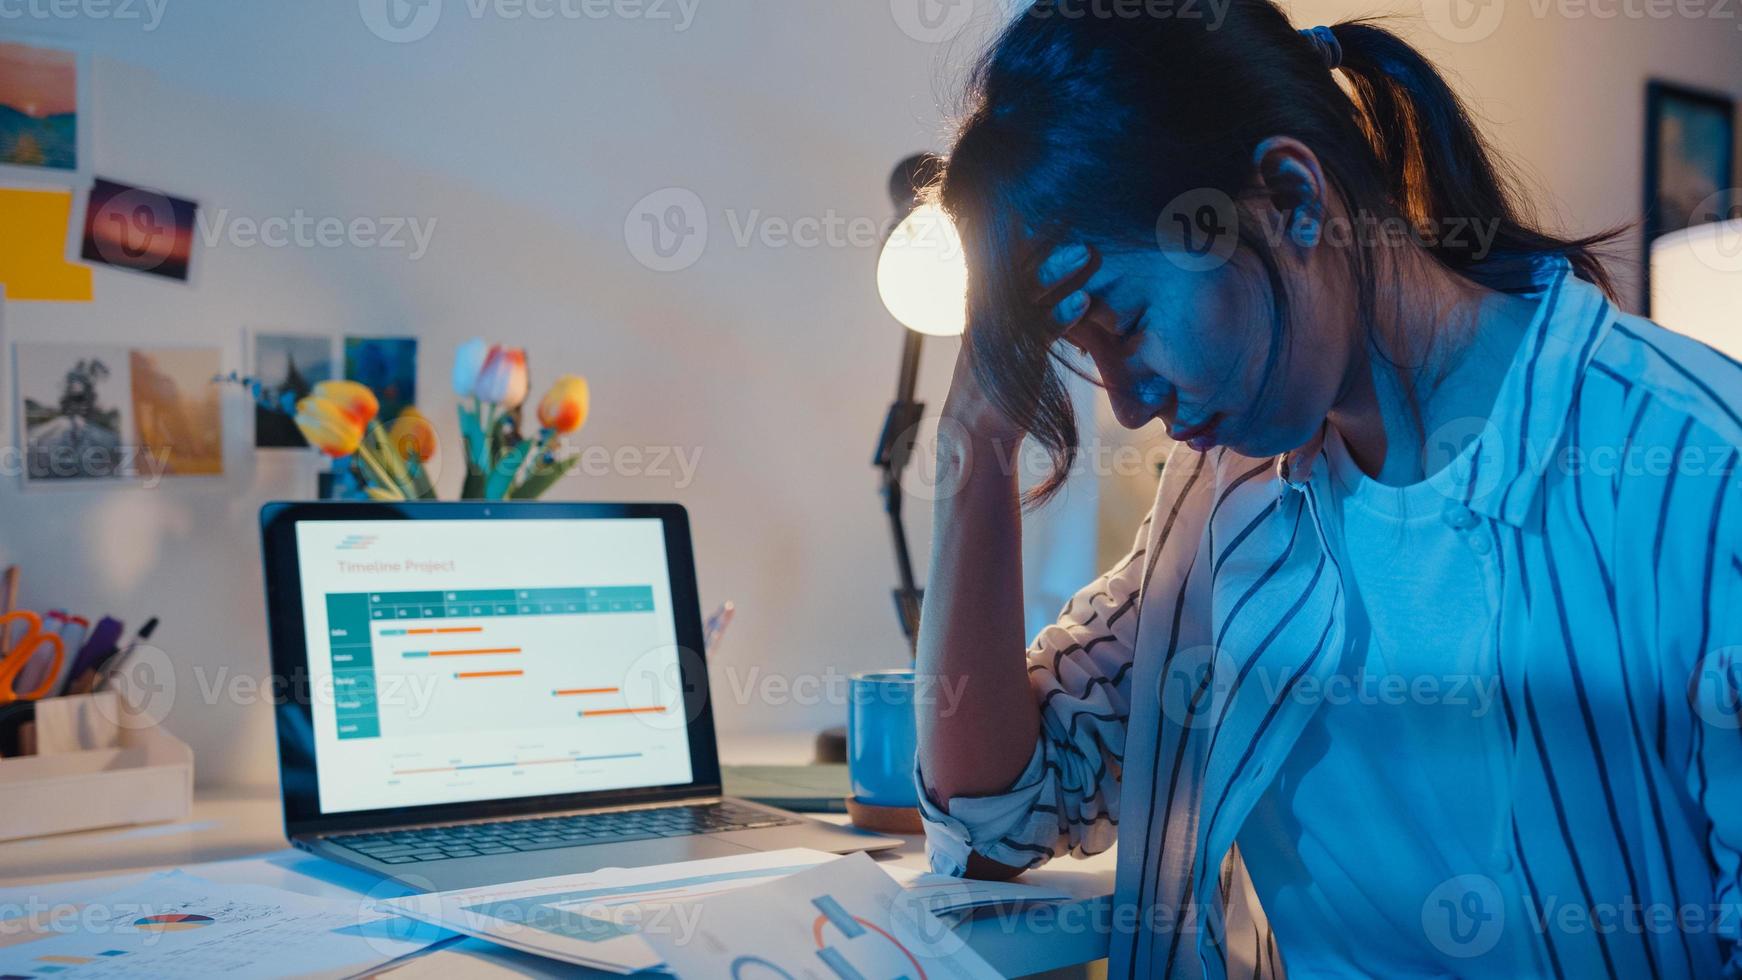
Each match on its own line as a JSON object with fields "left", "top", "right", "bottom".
{"left": 406, "top": 836, "right": 758, "bottom": 891}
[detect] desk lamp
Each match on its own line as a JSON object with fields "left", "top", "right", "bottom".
{"left": 816, "top": 154, "right": 966, "bottom": 765}
{"left": 871, "top": 152, "right": 967, "bottom": 645}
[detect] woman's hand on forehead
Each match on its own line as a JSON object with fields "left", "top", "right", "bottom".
{"left": 1031, "top": 242, "right": 1102, "bottom": 330}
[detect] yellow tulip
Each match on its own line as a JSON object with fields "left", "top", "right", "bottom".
{"left": 312, "top": 380, "right": 379, "bottom": 427}
{"left": 537, "top": 375, "right": 589, "bottom": 435}
{"left": 390, "top": 407, "right": 439, "bottom": 462}
{"left": 295, "top": 396, "right": 364, "bottom": 457}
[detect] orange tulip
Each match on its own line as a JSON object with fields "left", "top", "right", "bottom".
{"left": 312, "top": 380, "right": 379, "bottom": 427}
{"left": 537, "top": 375, "right": 589, "bottom": 435}
{"left": 475, "top": 346, "right": 529, "bottom": 408}
{"left": 295, "top": 396, "right": 364, "bottom": 457}
{"left": 390, "top": 407, "right": 438, "bottom": 462}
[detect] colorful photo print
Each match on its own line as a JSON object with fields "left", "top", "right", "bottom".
{"left": 130, "top": 347, "right": 224, "bottom": 476}
{"left": 343, "top": 336, "right": 417, "bottom": 423}
{"left": 80, "top": 177, "right": 199, "bottom": 282}
{"left": 15, "top": 343, "right": 133, "bottom": 481}
{"left": 0, "top": 40, "right": 79, "bottom": 175}
{"left": 252, "top": 332, "right": 335, "bottom": 448}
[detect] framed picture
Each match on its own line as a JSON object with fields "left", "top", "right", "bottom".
{"left": 78, "top": 177, "right": 200, "bottom": 283}
{"left": 1644, "top": 80, "right": 1736, "bottom": 310}
{"left": 14, "top": 342, "right": 135, "bottom": 482}
{"left": 0, "top": 37, "right": 88, "bottom": 183}
{"left": 249, "top": 331, "right": 336, "bottom": 449}
{"left": 343, "top": 335, "right": 418, "bottom": 423}
{"left": 130, "top": 347, "right": 225, "bottom": 476}
{"left": 12, "top": 341, "right": 227, "bottom": 486}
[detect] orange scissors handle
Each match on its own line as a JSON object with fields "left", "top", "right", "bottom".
{"left": 0, "top": 610, "right": 64, "bottom": 703}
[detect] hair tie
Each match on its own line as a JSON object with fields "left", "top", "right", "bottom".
{"left": 1299, "top": 25, "right": 1342, "bottom": 70}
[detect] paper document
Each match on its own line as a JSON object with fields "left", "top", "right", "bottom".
{"left": 0, "top": 871, "right": 449, "bottom": 979}
{"left": 642, "top": 852, "right": 1002, "bottom": 979}
{"left": 880, "top": 865, "right": 1074, "bottom": 925}
{"left": 377, "top": 848, "right": 840, "bottom": 974}
{"left": 376, "top": 848, "right": 1074, "bottom": 975}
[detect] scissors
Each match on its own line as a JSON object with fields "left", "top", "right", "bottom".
{"left": 0, "top": 610, "right": 65, "bottom": 703}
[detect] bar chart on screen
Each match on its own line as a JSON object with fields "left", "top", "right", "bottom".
{"left": 323, "top": 583, "right": 695, "bottom": 806}
{"left": 326, "top": 586, "right": 677, "bottom": 741}
{"left": 297, "top": 516, "right": 697, "bottom": 813}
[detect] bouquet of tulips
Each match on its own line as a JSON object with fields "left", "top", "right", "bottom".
{"left": 451, "top": 339, "right": 590, "bottom": 499}
{"left": 223, "top": 340, "right": 589, "bottom": 500}
{"left": 294, "top": 380, "right": 440, "bottom": 501}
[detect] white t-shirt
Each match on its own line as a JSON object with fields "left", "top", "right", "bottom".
{"left": 1236, "top": 428, "right": 1541, "bottom": 977}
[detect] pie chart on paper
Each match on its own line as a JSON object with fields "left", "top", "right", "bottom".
{"left": 132, "top": 913, "right": 215, "bottom": 933}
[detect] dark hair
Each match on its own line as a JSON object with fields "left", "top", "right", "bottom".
{"left": 939, "top": 3, "right": 1618, "bottom": 505}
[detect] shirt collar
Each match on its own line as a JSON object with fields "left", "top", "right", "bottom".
{"left": 1277, "top": 256, "right": 1615, "bottom": 528}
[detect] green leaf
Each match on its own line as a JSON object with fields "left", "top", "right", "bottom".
{"left": 408, "top": 457, "right": 438, "bottom": 499}
{"left": 460, "top": 467, "right": 485, "bottom": 499}
{"left": 484, "top": 440, "right": 532, "bottom": 499}
{"left": 509, "top": 454, "right": 580, "bottom": 499}
{"left": 459, "top": 408, "right": 490, "bottom": 473}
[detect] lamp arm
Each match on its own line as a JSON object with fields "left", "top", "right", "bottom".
{"left": 873, "top": 329, "right": 928, "bottom": 647}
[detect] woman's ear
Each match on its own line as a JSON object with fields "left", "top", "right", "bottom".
{"left": 1251, "top": 136, "right": 1328, "bottom": 248}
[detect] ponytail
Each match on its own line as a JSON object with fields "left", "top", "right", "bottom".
{"left": 1331, "top": 20, "right": 1619, "bottom": 297}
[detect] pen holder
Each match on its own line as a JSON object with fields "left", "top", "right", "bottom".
{"left": 0, "top": 692, "right": 193, "bottom": 843}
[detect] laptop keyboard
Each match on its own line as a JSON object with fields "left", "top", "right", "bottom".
{"left": 326, "top": 801, "right": 799, "bottom": 864}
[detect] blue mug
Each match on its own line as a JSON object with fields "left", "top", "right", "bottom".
{"left": 847, "top": 669, "right": 920, "bottom": 808}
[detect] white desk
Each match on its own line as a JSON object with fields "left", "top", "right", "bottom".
{"left": 0, "top": 786, "right": 1116, "bottom": 978}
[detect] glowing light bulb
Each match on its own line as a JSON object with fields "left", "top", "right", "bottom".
{"left": 877, "top": 202, "right": 968, "bottom": 337}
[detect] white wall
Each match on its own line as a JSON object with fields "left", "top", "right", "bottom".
{"left": 1, "top": 0, "right": 1737, "bottom": 789}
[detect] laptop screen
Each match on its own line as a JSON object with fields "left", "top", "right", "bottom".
{"left": 292, "top": 517, "right": 696, "bottom": 815}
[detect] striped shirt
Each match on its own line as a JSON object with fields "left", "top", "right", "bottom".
{"left": 918, "top": 257, "right": 1742, "bottom": 978}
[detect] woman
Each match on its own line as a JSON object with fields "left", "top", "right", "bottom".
{"left": 914, "top": 5, "right": 1741, "bottom": 979}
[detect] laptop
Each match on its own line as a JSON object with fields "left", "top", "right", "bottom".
{"left": 260, "top": 500, "right": 899, "bottom": 891}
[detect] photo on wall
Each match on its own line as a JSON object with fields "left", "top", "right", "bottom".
{"left": 131, "top": 347, "right": 224, "bottom": 476}
{"left": 79, "top": 177, "right": 199, "bottom": 283}
{"left": 252, "top": 332, "right": 335, "bottom": 449}
{"left": 1644, "top": 80, "right": 1736, "bottom": 309}
{"left": 14, "top": 343, "right": 134, "bottom": 481}
{"left": 0, "top": 39, "right": 82, "bottom": 178}
{"left": 344, "top": 335, "right": 417, "bottom": 423}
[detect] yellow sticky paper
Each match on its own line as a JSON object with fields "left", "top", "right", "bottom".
{"left": 0, "top": 187, "right": 93, "bottom": 301}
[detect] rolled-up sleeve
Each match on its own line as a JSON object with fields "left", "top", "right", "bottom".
{"left": 920, "top": 446, "right": 1208, "bottom": 875}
